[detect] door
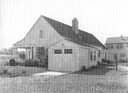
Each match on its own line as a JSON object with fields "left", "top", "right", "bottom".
{"left": 52, "top": 49, "right": 63, "bottom": 71}
{"left": 62, "top": 48, "right": 75, "bottom": 71}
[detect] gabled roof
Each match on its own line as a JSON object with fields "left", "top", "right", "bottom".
{"left": 106, "top": 36, "right": 128, "bottom": 44}
{"left": 43, "top": 15, "right": 106, "bottom": 49}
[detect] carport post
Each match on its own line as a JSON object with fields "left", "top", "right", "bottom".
{"left": 116, "top": 60, "right": 118, "bottom": 71}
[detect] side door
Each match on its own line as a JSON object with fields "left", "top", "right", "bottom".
{"left": 53, "top": 49, "right": 63, "bottom": 70}
{"left": 62, "top": 48, "right": 75, "bottom": 71}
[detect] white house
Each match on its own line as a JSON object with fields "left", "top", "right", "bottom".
{"left": 106, "top": 36, "right": 128, "bottom": 62}
{"left": 13, "top": 15, "right": 106, "bottom": 72}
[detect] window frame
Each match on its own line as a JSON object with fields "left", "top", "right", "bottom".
{"left": 64, "top": 49, "right": 73, "bottom": 54}
{"left": 54, "top": 49, "right": 62, "bottom": 54}
{"left": 116, "top": 43, "right": 123, "bottom": 49}
{"left": 90, "top": 51, "right": 93, "bottom": 61}
{"left": 94, "top": 51, "right": 96, "bottom": 61}
{"left": 98, "top": 50, "right": 100, "bottom": 57}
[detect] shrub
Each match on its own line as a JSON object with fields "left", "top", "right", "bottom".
{"left": 102, "top": 59, "right": 111, "bottom": 64}
{"left": 42, "top": 55, "right": 48, "bottom": 68}
{"left": 80, "top": 65, "right": 87, "bottom": 72}
{"left": 3, "top": 69, "right": 8, "bottom": 74}
{"left": 19, "top": 53, "right": 26, "bottom": 59}
{"left": 24, "top": 59, "right": 40, "bottom": 67}
{"left": 24, "top": 55, "right": 48, "bottom": 68}
{"left": 90, "top": 66, "right": 97, "bottom": 69}
{"left": 9, "top": 59, "right": 17, "bottom": 66}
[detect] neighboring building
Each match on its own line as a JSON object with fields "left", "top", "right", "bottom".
{"left": 0, "top": 48, "right": 13, "bottom": 55}
{"left": 13, "top": 15, "right": 106, "bottom": 72}
{"left": 0, "top": 48, "right": 8, "bottom": 54}
{"left": 105, "top": 36, "right": 128, "bottom": 62}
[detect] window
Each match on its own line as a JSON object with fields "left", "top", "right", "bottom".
{"left": 54, "top": 49, "right": 62, "bottom": 54}
{"left": 120, "top": 53, "right": 125, "bottom": 57}
{"left": 107, "top": 44, "right": 113, "bottom": 49}
{"left": 94, "top": 51, "right": 96, "bottom": 61}
{"left": 120, "top": 44, "right": 123, "bottom": 48}
{"left": 116, "top": 43, "right": 123, "bottom": 49}
{"left": 105, "top": 53, "right": 107, "bottom": 59}
{"left": 116, "top": 44, "right": 119, "bottom": 49}
{"left": 64, "top": 49, "right": 72, "bottom": 54}
{"left": 98, "top": 50, "right": 100, "bottom": 57}
{"left": 110, "top": 45, "right": 113, "bottom": 49}
{"left": 90, "top": 51, "right": 93, "bottom": 60}
{"left": 39, "top": 30, "right": 43, "bottom": 38}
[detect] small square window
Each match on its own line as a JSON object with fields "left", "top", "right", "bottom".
{"left": 54, "top": 49, "right": 62, "bottom": 54}
{"left": 64, "top": 49, "right": 72, "bottom": 54}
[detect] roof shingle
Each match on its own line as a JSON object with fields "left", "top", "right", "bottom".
{"left": 43, "top": 15, "right": 106, "bottom": 49}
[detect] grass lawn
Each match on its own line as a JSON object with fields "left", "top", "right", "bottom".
{"left": 0, "top": 66, "right": 47, "bottom": 77}
{"left": 0, "top": 64, "right": 128, "bottom": 93}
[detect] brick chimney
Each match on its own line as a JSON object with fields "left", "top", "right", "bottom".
{"left": 72, "top": 18, "right": 78, "bottom": 34}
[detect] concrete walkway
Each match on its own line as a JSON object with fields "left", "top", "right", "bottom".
{"left": 118, "top": 65, "right": 128, "bottom": 71}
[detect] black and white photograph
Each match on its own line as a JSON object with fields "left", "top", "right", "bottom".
{"left": 0, "top": 0, "right": 128, "bottom": 93}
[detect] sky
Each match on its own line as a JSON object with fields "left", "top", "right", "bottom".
{"left": 0, "top": 0, "right": 128, "bottom": 50}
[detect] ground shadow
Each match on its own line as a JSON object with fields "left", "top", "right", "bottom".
{"left": 74, "top": 64, "right": 115, "bottom": 75}
{"left": 0, "top": 66, "right": 47, "bottom": 78}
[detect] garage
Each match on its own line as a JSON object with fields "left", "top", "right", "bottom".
{"left": 48, "top": 40, "right": 79, "bottom": 72}
{"left": 48, "top": 39, "right": 99, "bottom": 72}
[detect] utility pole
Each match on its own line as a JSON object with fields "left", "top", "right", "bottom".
{"left": 115, "top": 54, "right": 118, "bottom": 71}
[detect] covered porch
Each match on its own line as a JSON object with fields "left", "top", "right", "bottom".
{"left": 12, "top": 45, "right": 37, "bottom": 60}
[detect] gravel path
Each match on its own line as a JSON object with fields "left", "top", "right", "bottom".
{"left": 0, "top": 71, "right": 128, "bottom": 93}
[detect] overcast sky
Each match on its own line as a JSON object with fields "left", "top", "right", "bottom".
{"left": 0, "top": 0, "right": 128, "bottom": 50}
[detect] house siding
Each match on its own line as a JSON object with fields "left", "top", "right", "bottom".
{"left": 79, "top": 47, "right": 89, "bottom": 69}
{"left": 13, "top": 16, "right": 63, "bottom": 60}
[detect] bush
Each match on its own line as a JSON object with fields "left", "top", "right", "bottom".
{"left": 102, "top": 59, "right": 111, "bottom": 64}
{"left": 19, "top": 53, "right": 25, "bottom": 59}
{"left": 24, "top": 55, "right": 48, "bottom": 68}
{"left": 80, "top": 65, "right": 87, "bottom": 72}
{"left": 24, "top": 59, "right": 41, "bottom": 67}
{"left": 9, "top": 59, "right": 17, "bottom": 66}
{"left": 90, "top": 66, "right": 97, "bottom": 69}
{"left": 3, "top": 69, "right": 8, "bottom": 74}
{"left": 42, "top": 55, "right": 48, "bottom": 68}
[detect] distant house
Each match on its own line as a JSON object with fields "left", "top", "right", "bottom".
{"left": 105, "top": 36, "right": 128, "bottom": 62}
{"left": 13, "top": 15, "right": 106, "bottom": 72}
